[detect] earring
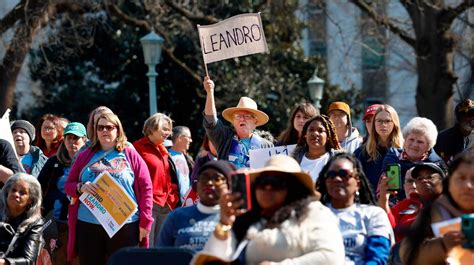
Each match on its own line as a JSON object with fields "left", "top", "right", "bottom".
{"left": 355, "top": 191, "right": 360, "bottom": 203}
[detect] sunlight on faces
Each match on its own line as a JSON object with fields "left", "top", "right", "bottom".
{"left": 197, "top": 168, "right": 227, "bottom": 206}
{"left": 374, "top": 111, "right": 394, "bottom": 140}
{"left": 13, "top": 128, "right": 29, "bottom": 149}
{"left": 304, "top": 120, "right": 328, "bottom": 152}
{"left": 293, "top": 111, "right": 312, "bottom": 135}
{"left": 41, "top": 120, "right": 58, "bottom": 142}
{"left": 7, "top": 180, "right": 32, "bottom": 216}
{"left": 97, "top": 118, "right": 118, "bottom": 149}
{"left": 178, "top": 130, "right": 193, "bottom": 151}
{"left": 449, "top": 163, "right": 474, "bottom": 213}
{"left": 329, "top": 110, "right": 348, "bottom": 129}
{"left": 149, "top": 121, "right": 171, "bottom": 145}
{"left": 325, "top": 158, "right": 360, "bottom": 205}
{"left": 64, "top": 134, "right": 86, "bottom": 155}
{"left": 404, "top": 132, "right": 430, "bottom": 160}
{"left": 232, "top": 110, "right": 257, "bottom": 138}
{"left": 404, "top": 169, "right": 417, "bottom": 197}
{"left": 413, "top": 169, "right": 442, "bottom": 200}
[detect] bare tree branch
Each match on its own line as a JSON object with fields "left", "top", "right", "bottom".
{"left": 442, "top": 0, "right": 474, "bottom": 25}
{"left": 0, "top": 0, "right": 28, "bottom": 35}
{"left": 106, "top": 4, "right": 202, "bottom": 88}
{"left": 349, "top": 0, "right": 416, "bottom": 48}
{"left": 107, "top": 3, "right": 152, "bottom": 30}
{"left": 163, "top": 0, "right": 219, "bottom": 25}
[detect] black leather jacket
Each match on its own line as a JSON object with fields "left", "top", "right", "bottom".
{"left": 2, "top": 218, "right": 44, "bottom": 265}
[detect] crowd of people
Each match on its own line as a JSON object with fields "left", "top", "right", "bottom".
{"left": 0, "top": 77, "right": 473, "bottom": 265}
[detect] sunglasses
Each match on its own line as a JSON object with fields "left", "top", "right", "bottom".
{"left": 97, "top": 125, "right": 116, "bottom": 132}
{"left": 324, "top": 169, "right": 355, "bottom": 181}
{"left": 254, "top": 175, "right": 287, "bottom": 190}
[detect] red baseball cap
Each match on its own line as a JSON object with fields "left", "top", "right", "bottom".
{"left": 363, "top": 104, "right": 382, "bottom": 121}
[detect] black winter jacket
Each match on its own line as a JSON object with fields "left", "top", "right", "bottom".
{"left": 0, "top": 218, "right": 44, "bottom": 265}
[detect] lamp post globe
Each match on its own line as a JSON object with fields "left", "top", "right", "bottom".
{"left": 140, "top": 31, "right": 164, "bottom": 115}
{"left": 307, "top": 69, "right": 325, "bottom": 110}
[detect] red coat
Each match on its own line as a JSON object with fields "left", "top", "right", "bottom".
{"left": 388, "top": 193, "right": 423, "bottom": 242}
{"left": 133, "top": 137, "right": 180, "bottom": 209}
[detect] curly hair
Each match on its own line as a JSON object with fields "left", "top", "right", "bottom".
{"left": 232, "top": 173, "right": 316, "bottom": 243}
{"left": 278, "top": 103, "right": 318, "bottom": 145}
{"left": 293, "top": 115, "right": 341, "bottom": 157}
{"left": 316, "top": 152, "right": 376, "bottom": 205}
{"left": 402, "top": 117, "right": 438, "bottom": 149}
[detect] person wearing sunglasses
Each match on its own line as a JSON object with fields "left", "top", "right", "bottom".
{"left": 192, "top": 155, "right": 345, "bottom": 264}
{"left": 316, "top": 153, "right": 393, "bottom": 265}
{"left": 292, "top": 115, "right": 342, "bottom": 182}
{"left": 400, "top": 150, "right": 474, "bottom": 265}
{"left": 158, "top": 160, "right": 235, "bottom": 252}
{"left": 65, "top": 113, "right": 153, "bottom": 265}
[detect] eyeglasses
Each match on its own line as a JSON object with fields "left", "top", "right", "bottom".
{"left": 375, "top": 119, "right": 393, "bottom": 125}
{"left": 42, "top": 126, "right": 56, "bottom": 132}
{"left": 415, "top": 173, "right": 440, "bottom": 182}
{"left": 233, "top": 113, "right": 255, "bottom": 120}
{"left": 199, "top": 174, "right": 227, "bottom": 186}
{"left": 97, "top": 125, "right": 116, "bottom": 132}
{"left": 254, "top": 175, "right": 287, "bottom": 190}
{"left": 324, "top": 169, "right": 355, "bottom": 181}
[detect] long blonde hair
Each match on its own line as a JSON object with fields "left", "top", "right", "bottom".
{"left": 90, "top": 113, "right": 128, "bottom": 152}
{"left": 365, "top": 104, "right": 403, "bottom": 160}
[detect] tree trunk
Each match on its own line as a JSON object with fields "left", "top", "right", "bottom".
{"left": 0, "top": 1, "right": 50, "bottom": 114}
{"left": 409, "top": 2, "right": 457, "bottom": 130}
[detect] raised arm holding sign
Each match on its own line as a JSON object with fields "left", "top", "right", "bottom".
{"left": 198, "top": 12, "right": 268, "bottom": 76}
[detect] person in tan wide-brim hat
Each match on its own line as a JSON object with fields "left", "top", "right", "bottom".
{"left": 222, "top": 96, "right": 269, "bottom": 127}
{"left": 202, "top": 77, "right": 274, "bottom": 169}
{"left": 247, "top": 154, "right": 319, "bottom": 197}
{"left": 191, "top": 154, "right": 345, "bottom": 265}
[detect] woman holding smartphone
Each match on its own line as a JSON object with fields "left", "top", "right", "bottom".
{"left": 354, "top": 104, "right": 403, "bottom": 191}
{"left": 193, "top": 155, "right": 345, "bottom": 264}
{"left": 400, "top": 150, "right": 474, "bottom": 265}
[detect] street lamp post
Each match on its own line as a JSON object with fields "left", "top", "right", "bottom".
{"left": 307, "top": 69, "right": 325, "bottom": 110}
{"left": 140, "top": 31, "right": 164, "bottom": 116}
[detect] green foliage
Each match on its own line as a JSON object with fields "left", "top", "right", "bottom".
{"left": 26, "top": 1, "right": 362, "bottom": 154}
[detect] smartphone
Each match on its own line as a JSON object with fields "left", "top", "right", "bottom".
{"left": 386, "top": 163, "right": 401, "bottom": 191}
{"left": 462, "top": 214, "right": 474, "bottom": 249}
{"left": 231, "top": 172, "right": 252, "bottom": 211}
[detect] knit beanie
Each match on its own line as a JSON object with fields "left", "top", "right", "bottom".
{"left": 197, "top": 160, "right": 236, "bottom": 181}
{"left": 327, "top": 101, "right": 351, "bottom": 119}
{"left": 11, "top": 120, "right": 35, "bottom": 143}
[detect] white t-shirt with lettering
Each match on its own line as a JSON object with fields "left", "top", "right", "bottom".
{"left": 328, "top": 203, "right": 393, "bottom": 265}
{"left": 300, "top": 152, "right": 330, "bottom": 182}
